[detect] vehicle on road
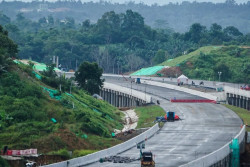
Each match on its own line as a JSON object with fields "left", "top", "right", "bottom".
{"left": 241, "top": 85, "right": 250, "bottom": 91}
{"left": 141, "top": 152, "right": 155, "bottom": 167}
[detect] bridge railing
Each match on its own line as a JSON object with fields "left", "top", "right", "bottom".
{"left": 224, "top": 86, "right": 250, "bottom": 98}
{"left": 103, "top": 82, "right": 152, "bottom": 103}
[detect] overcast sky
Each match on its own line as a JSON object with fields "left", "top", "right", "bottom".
{"left": 2, "top": 0, "right": 250, "bottom": 5}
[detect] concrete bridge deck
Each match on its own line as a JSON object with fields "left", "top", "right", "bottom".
{"left": 85, "top": 76, "right": 242, "bottom": 167}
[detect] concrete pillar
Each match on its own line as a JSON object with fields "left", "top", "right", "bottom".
{"left": 246, "top": 98, "right": 249, "bottom": 110}
{"left": 111, "top": 90, "right": 115, "bottom": 106}
{"left": 239, "top": 96, "right": 242, "bottom": 108}
{"left": 116, "top": 92, "right": 119, "bottom": 107}
{"left": 108, "top": 90, "right": 111, "bottom": 103}
{"left": 119, "top": 94, "right": 122, "bottom": 108}
{"left": 234, "top": 95, "right": 237, "bottom": 107}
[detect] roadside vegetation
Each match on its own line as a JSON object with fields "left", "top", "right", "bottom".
{"left": 159, "top": 45, "right": 250, "bottom": 84}
{"left": 224, "top": 104, "right": 250, "bottom": 132}
{"left": 135, "top": 105, "right": 165, "bottom": 128}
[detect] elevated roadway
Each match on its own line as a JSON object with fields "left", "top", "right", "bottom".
{"left": 85, "top": 76, "right": 242, "bottom": 167}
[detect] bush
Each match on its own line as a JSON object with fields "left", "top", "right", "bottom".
{"left": 73, "top": 149, "right": 97, "bottom": 158}
{"left": 0, "top": 156, "right": 10, "bottom": 167}
{"left": 48, "top": 148, "right": 70, "bottom": 159}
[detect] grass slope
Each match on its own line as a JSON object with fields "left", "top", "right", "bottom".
{"left": 160, "top": 45, "right": 250, "bottom": 83}
{"left": 160, "top": 46, "right": 222, "bottom": 67}
{"left": 0, "top": 63, "right": 123, "bottom": 155}
{"left": 135, "top": 105, "right": 165, "bottom": 128}
{"left": 224, "top": 104, "right": 250, "bottom": 132}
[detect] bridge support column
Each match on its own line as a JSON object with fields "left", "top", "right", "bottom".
{"left": 239, "top": 96, "right": 242, "bottom": 108}
{"left": 247, "top": 98, "right": 249, "bottom": 110}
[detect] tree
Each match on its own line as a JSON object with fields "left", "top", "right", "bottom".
{"left": 153, "top": 49, "right": 166, "bottom": 64}
{"left": 75, "top": 62, "right": 104, "bottom": 94}
{"left": 42, "top": 64, "right": 57, "bottom": 78}
{"left": 213, "top": 63, "right": 231, "bottom": 81}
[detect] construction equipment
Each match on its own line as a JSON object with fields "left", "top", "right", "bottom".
{"left": 155, "top": 111, "right": 180, "bottom": 122}
{"left": 141, "top": 152, "right": 155, "bottom": 167}
{"left": 137, "top": 142, "right": 155, "bottom": 167}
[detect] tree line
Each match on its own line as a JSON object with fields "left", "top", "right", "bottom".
{"left": 0, "top": 10, "right": 250, "bottom": 74}
{"left": 1, "top": 0, "right": 250, "bottom": 33}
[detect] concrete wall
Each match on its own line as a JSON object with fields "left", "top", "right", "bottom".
{"left": 42, "top": 124, "right": 160, "bottom": 167}
{"left": 103, "top": 82, "right": 152, "bottom": 104}
{"left": 225, "top": 86, "right": 250, "bottom": 110}
{"left": 142, "top": 80, "right": 218, "bottom": 101}
{"left": 180, "top": 126, "right": 246, "bottom": 167}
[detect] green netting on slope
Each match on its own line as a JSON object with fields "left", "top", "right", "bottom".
{"left": 13, "top": 60, "right": 21, "bottom": 64}
{"left": 32, "top": 71, "right": 42, "bottom": 80}
{"left": 230, "top": 138, "right": 240, "bottom": 167}
{"left": 65, "top": 93, "right": 113, "bottom": 120}
{"left": 33, "top": 62, "right": 61, "bottom": 72}
{"left": 41, "top": 86, "right": 62, "bottom": 100}
{"left": 130, "top": 66, "right": 164, "bottom": 76}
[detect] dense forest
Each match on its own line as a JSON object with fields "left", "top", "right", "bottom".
{"left": 1, "top": 0, "right": 250, "bottom": 33}
{"left": 0, "top": 9, "right": 250, "bottom": 74}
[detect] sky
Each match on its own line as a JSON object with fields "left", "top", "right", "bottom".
{"left": 2, "top": 0, "right": 249, "bottom": 5}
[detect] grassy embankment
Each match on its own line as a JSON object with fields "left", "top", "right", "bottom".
{"left": 135, "top": 105, "right": 165, "bottom": 128}
{"left": 159, "top": 45, "right": 250, "bottom": 83}
{"left": 0, "top": 62, "right": 124, "bottom": 159}
{"left": 224, "top": 104, "right": 250, "bottom": 132}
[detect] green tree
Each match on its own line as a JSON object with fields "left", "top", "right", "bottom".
{"left": 153, "top": 49, "right": 166, "bottom": 64}
{"left": 0, "top": 12, "right": 10, "bottom": 25}
{"left": 42, "top": 64, "right": 57, "bottom": 78}
{"left": 75, "top": 62, "right": 104, "bottom": 94}
{"left": 213, "top": 63, "right": 231, "bottom": 81}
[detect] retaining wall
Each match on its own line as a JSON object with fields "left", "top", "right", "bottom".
{"left": 142, "top": 80, "right": 218, "bottom": 101}
{"left": 42, "top": 124, "right": 160, "bottom": 167}
{"left": 180, "top": 125, "right": 245, "bottom": 167}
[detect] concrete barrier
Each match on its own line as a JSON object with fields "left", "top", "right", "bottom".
{"left": 42, "top": 124, "right": 160, "bottom": 167}
{"left": 103, "top": 82, "right": 152, "bottom": 103}
{"left": 142, "top": 80, "right": 218, "bottom": 101}
{"left": 180, "top": 125, "right": 245, "bottom": 167}
{"left": 170, "top": 99, "right": 217, "bottom": 103}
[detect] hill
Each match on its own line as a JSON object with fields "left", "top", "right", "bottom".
{"left": 0, "top": 62, "right": 124, "bottom": 155}
{"left": 1, "top": 1, "right": 250, "bottom": 33}
{"left": 159, "top": 45, "right": 250, "bottom": 83}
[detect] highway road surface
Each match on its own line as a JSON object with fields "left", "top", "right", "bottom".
{"left": 84, "top": 76, "right": 242, "bottom": 167}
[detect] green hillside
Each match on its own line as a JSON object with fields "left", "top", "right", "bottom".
{"left": 0, "top": 62, "right": 123, "bottom": 155}
{"left": 159, "top": 45, "right": 250, "bottom": 83}
{"left": 160, "top": 46, "right": 222, "bottom": 67}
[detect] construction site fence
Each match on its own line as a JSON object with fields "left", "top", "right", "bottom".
{"left": 42, "top": 123, "right": 160, "bottom": 167}
{"left": 180, "top": 125, "right": 245, "bottom": 167}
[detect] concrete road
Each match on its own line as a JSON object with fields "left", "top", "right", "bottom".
{"left": 84, "top": 76, "right": 242, "bottom": 167}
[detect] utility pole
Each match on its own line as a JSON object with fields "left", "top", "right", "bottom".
{"left": 218, "top": 71, "right": 222, "bottom": 82}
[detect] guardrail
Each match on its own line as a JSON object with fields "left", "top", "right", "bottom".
{"left": 180, "top": 125, "right": 245, "bottom": 167}
{"left": 103, "top": 82, "right": 152, "bottom": 103}
{"left": 142, "top": 80, "right": 218, "bottom": 101}
{"left": 42, "top": 124, "right": 160, "bottom": 167}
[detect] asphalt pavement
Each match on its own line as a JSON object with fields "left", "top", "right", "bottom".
{"left": 84, "top": 76, "right": 242, "bottom": 167}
